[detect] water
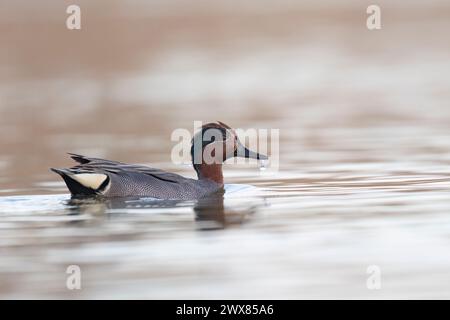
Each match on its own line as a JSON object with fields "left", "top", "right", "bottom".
{"left": 1, "top": 0, "right": 450, "bottom": 299}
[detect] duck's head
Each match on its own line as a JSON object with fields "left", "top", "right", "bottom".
{"left": 190, "top": 121, "right": 268, "bottom": 185}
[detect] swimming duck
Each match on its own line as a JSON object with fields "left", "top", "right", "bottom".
{"left": 51, "top": 122, "right": 268, "bottom": 199}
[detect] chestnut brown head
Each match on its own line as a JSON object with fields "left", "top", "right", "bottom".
{"left": 190, "top": 121, "right": 268, "bottom": 167}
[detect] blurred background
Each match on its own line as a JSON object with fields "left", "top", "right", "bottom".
{"left": 1, "top": 0, "right": 450, "bottom": 299}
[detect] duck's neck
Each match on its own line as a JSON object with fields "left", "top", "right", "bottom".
{"left": 194, "top": 163, "right": 224, "bottom": 185}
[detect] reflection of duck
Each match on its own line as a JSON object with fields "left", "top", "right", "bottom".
{"left": 67, "top": 189, "right": 259, "bottom": 230}
{"left": 193, "top": 189, "right": 226, "bottom": 230}
{"left": 52, "top": 122, "right": 267, "bottom": 200}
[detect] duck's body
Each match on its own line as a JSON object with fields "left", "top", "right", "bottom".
{"left": 52, "top": 154, "right": 221, "bottom": 199}
{"left": 52, "top": 122, "right": 267, "bottom": 200}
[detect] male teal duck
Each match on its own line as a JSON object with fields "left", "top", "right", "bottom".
{"left": 51, "top": 122, "right": 268, "bottom": 199}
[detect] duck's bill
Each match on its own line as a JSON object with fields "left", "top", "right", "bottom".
{"left": 235, "top": 145, "right": 268, "bottom": 160}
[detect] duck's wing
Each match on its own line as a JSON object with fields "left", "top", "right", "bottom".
{"left": 67, "top": 153, "right": 184, "bottom": 183}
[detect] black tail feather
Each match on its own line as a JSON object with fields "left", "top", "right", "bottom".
{"left": 50, "top": 168, "right": 97, "bottom": 196}
{"left": 67, "top": 153, "right": 90, "bottom": 164}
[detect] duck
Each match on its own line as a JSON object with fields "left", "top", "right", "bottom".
{"left": 51, "top": 122, "right": 268, "bottom": 199}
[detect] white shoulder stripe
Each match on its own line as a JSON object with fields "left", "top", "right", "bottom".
{"left": 71, "top": 173, "right": 108, "bottom": 190}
